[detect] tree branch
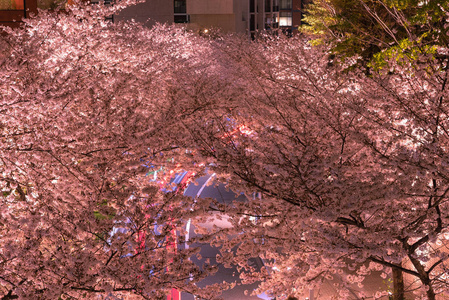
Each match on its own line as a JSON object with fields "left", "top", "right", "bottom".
{"left": 368, "top": 256, "right": 419, "bottom": 277}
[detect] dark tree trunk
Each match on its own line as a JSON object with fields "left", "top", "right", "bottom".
{"left": 392, "top": 266, "right": 404, "bottom": 300}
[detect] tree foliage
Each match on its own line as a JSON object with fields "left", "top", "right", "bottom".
{"left": 2, "top": 3, "right": 449, "bottom": 300}
{"left": 176, "top": 34, "right": 449, "bottom": 299}
{"left": 302, "top": 0, "right": 449, "bottom": 68}
{"left": 0, "top": 4, "right": 228, "bottom": 299}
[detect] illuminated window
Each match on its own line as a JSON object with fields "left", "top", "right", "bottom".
{"left": 279, "top": 11, "right": 292, "bottom": 26}
{"left": 0, "top": 0, "right": 24, "bottom": 10}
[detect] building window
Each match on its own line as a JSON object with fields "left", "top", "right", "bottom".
{"left": 250, "top": 13, "right": 255, "bottom": 31}
{"left": 279, "top": 0, "right": 292, "bottom": 10}
{"left": 265, "top": 0, "right": 270, "bottom": 12}
{"left": 0, "top": 0, "right": 24, "bottom": 10}
{"left": 279, "top": 11, "right": 292, "bottom": 26}
{"left": 250, "top": 0, "right": 255, "bottom": 13}
{"left": 174, "top": 0, "right": 186, "bottom": 14}
{"left": 174, "top": 0, "right": 188, "bottom": 23}
{"left": 265, "top": 13, "right": 278, "bottom": 29}
{"left": 272, "top": 0, "right": 279, "bottom": 12}
{"left": 174, "top": 14, "right": 189, "bottom": 23}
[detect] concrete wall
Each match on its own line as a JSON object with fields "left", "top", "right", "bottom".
{"left": 115, "top": 0, "right": 173, "bottom": 26}
{"left": 187, "top": 0, "right": 233, "bottom": 14}
{"left": 188, "top": 0, "right": 250, "bottom": 34}
{"left": 113, "top": 0, "right": 255, "bottom": 36}
{"left": 292, "top": 0, "right": 302, "bottom": 29}
{"left": 189, "top": 13, "right": 236, "bottom": 32}
{"left": 233, "top": 0, "right": 248, "bottom": 34}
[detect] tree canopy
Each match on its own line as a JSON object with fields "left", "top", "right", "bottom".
{"left": 2, "top": 2, "right": 449, "bottom": 300}
{"left": 302, "top": 0, "right": 449, "bottom": 68}
{"left": 181, "top": 34, "right": 449, "bottom": 300}
{"left": 0, "top": 4, "right": 228, "bottom": 299}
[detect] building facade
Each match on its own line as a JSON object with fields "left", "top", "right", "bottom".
{"left": 115, "top": 0, "right": 305, "bottom": 38}
{"left": 0, "top": 0, "right": 77, "bottom": 28}
{"left": 1, "top": 0, "right": 306, "bottom": 35}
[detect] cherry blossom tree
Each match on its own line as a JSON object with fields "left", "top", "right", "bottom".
{"left": 171, "top": 34, "right": 449, "bottom": 299}
{"left": 0, "top": 4, "right": 230, "bottom": 299}
{"left": 2, "top": 2, "right": 449, "bottom": 299}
